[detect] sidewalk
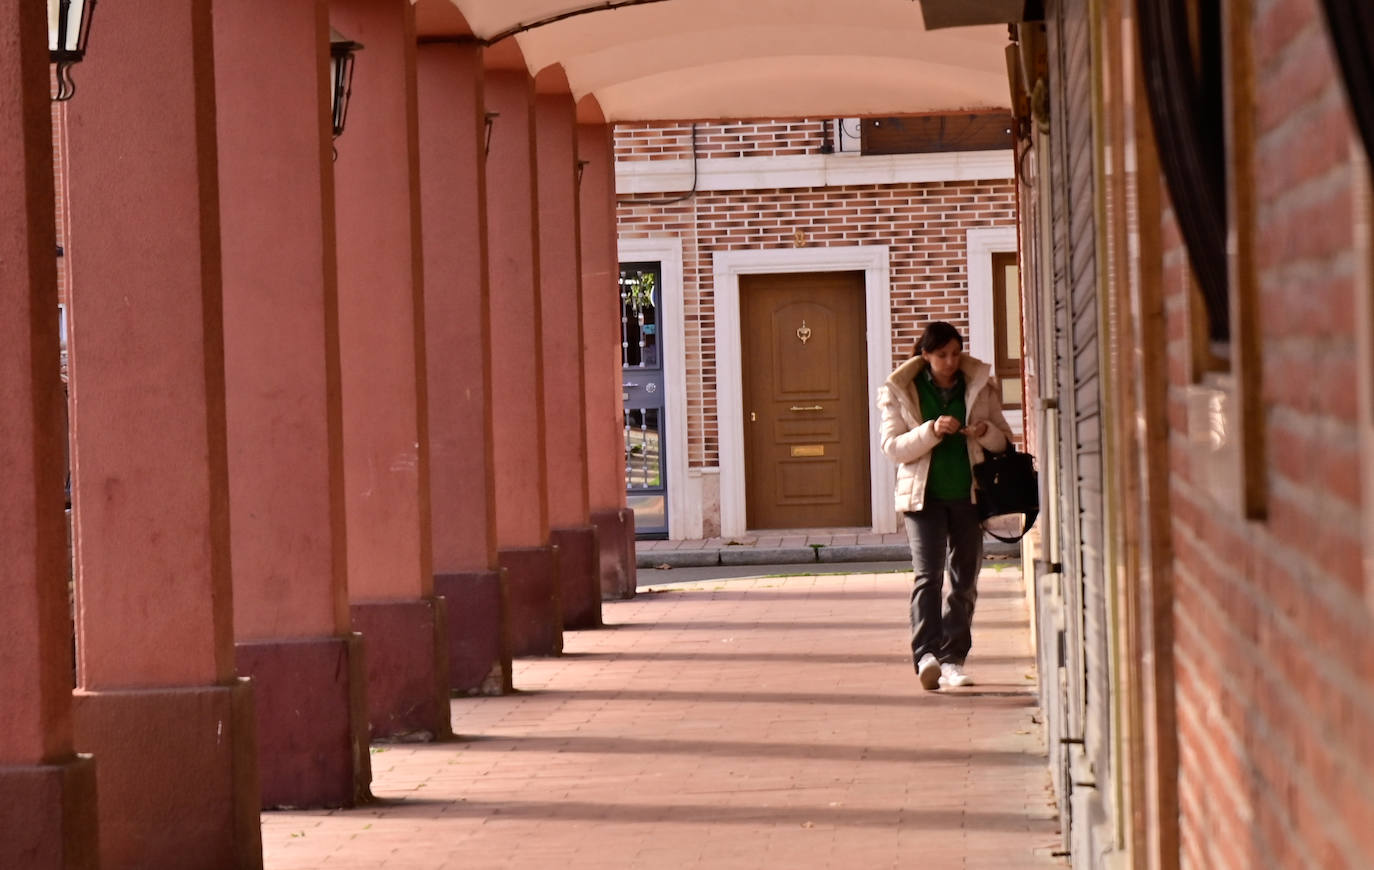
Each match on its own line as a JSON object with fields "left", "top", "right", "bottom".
{"left": 261, "top": 566, "right": 1063, "bottom": 869}
{"left": 636, "top": 528, "right": 1019, "bottom": 568}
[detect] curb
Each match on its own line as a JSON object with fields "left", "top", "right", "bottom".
{"left": 635, "top": 550, "right": 721, "bottom": 569}
{"left": 637, "top": 537, "right": 1019, "bottom": 569}
{"left": 638, "top": 545, "right": 910, "bottom": 568}
{"left": 816, "top": 544, "right": 912, "bottom": 563}
{"left": 718, "top": 546, "right": 818, "bottom": 566}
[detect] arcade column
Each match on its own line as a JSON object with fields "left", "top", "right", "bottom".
{"left": 416, "top": 39, "right": 511, "bottom": 695}
{"left": 484, "top": 52, "right": 562, "bottom": 657}
{"left": 214, "top": 0, "right": 370, "bottom": 807}
{"left": 62, "top": 0, "right": 261, "bottom": 865}
{"left": 0, "top": 2, "right": 97, "bottom": 866}
{"left": 577, "top": 116, "right": 637, "bottom": 600}
{"left": 536, "top": 78, "right": 601, "bottom": 630}
{"left": 330, "top": 0, "right": 451, "bottom": 740}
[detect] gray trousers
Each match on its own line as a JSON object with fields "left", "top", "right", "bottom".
{"left": 903, "top": 499, "right": 984, "bottom": 666}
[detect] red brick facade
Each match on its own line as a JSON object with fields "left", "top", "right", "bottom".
{"left": 1161, "top": 5, "right": 1374, "bottom": 866}
{"left": 615, "top": 120, "right": 1016, "bottom": 471}
{"left": 615, "top": 119, "right": 839, "bottom": 161}
{"left": 51, "top": 83, "right": 68, "bottom": 305}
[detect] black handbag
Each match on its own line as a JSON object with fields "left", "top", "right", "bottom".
{"left": 971, "top": 443, "right": 1039, "bottom": 543}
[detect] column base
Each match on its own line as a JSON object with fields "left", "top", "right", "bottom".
{"left": 350, "top": 598, "right": 453, "bottom": 742}
{"left": 497, "top": 545, "right": 562, "bottom": 657}
{"left": 434, "top": 570, "right": 512, "bottom": 695}
{"left": 591, "top": 508, "right": 637, "bottom": 600}
{"left": 0, "top": 754, "right": 98, "bottom": 870}
{"left": 235, "top": 633, "right": 371, "bottom": 809}
{"left": 73, "top": 680, "right": 262, "bottom": 869}
{"left": 551, "top": 526, "right": 602, "bottom": 630}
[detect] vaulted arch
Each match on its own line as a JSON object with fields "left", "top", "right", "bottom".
{"left": 414, "top": 0, "right": 1011, "bottom": 120}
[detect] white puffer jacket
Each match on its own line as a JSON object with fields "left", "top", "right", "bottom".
{"left": 876, "top": 353, "right": 1013, "bottom": 513}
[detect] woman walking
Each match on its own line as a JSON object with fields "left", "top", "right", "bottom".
{"left": 877, "top": 322, "right": 1013, "bottom": 690}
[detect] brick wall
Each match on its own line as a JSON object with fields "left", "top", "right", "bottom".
{"left": 1164, "top": 2, "right": 1374, "bottom": 866}
{"left": 50, "top": 78, "right": 68, "bottom": 382}
{"left": 615, "top": 119, "right": 832, "bottom": 161}
{"left": 616, "top": 165, "right": 1016, "bottom": 471}
{"left": 50, "top": 75, "right": 68, "bottom": 306}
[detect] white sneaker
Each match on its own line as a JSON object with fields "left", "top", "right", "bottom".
{"left": 939, "top": 662, "right": 974, "bottom": 688}
{"left": 917, "top": 653, "right": 941, "bottom": 690}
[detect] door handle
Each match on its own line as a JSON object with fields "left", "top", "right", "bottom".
{"left": 789, "top": 405, "right": 824, "bottom": 412}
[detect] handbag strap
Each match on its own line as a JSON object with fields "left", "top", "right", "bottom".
{"left": 983, "top": 508, "right": 1038, "bottom": 544}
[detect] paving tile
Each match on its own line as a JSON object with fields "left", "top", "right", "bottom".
{"left": 261, "top": 568, "right": 1065, "bottom": 869}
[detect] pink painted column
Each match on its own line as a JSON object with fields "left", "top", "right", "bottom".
{"left": 0, "top": 2, "right": 97, "bottom": 865}
{"left": 536, "top": 80, "right": 601, "bottom": 629}
{"left": 416, "top": 40, "right": 510, "bottom": 695}
{"left": 578, "top": 117, "right": 637, "bottom": 599}
{"left": 485, "top": 60, "right": 562, "bottom": 656}
{"left": 214, "top": 0, "right": 369, "bottom": 806}
{"left": 62, "top": 1, "right": 262, "bottom": 866}
{"left": 330, "top": 0, "right": 450, "bottom": 740}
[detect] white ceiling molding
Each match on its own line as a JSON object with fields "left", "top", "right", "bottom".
{"left": 616, "top": 149, "right": 1014, "bottom": 195}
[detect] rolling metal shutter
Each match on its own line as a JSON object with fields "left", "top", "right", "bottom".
{"left": 1045, "top": 0, "right": 1115, "bottom": 861}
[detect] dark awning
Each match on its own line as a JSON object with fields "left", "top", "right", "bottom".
{"left": 920, "top": 0, "right": 1044, "bottom": 30}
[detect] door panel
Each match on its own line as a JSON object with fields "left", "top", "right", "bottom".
{"left": 741, "top": 271, "right": 870, "bottom": 529}
{"left": 619, "top": 261, "right": 668, "bottom": 537}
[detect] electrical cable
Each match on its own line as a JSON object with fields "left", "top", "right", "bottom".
{"left": 619, "top": 122, "right": 699, "bottom": 206}
{"left": 482, "top": 0, "right": 679, "bottom": 45}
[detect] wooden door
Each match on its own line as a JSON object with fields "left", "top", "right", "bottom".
{"left": 740, "top": 271, "right": 870, "bottom": 529}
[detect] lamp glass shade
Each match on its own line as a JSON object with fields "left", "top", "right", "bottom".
{"left": 329, "top": 29, "right": 362, "bottom": 139}
{"left": 48, "top": 0, "right": 94, "bottom": 61}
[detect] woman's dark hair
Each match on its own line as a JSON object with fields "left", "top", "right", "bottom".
{"left": 914, "top": 321, "right": 964, "bottom": 356}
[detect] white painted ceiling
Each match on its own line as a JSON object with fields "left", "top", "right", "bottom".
{"left": 418, "top": 0, "right": 1011, "bottom": 121}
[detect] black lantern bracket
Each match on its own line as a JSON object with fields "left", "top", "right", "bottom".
{"left": 484, "top": 111, "right": 500, "bottom": 156}
{"left": 50, "top": 0, "right": 98, "bottom": 102}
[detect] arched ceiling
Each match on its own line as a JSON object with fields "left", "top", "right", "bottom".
{"left": 414, "top": 0, "right": 1011, "bottom": 121}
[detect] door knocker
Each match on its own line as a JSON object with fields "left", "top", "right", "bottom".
{"left": 797, "top": 320, "right": 812, "bottom": 345}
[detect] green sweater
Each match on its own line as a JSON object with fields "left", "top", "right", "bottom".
{"left": 916, "top": 370, "right": 972, "bottom": 501}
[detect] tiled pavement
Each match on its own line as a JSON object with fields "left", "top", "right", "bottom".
{"left": 261, "top": 567, "right": 1066, "bottom": 869}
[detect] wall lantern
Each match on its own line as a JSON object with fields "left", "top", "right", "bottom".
{"left": 329, "top": 28, "right": 363, "bottom": 139}
{"left": 49, "top": 0, "right": 97, "bottom": 102}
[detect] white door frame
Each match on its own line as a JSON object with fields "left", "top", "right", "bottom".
{"left": 713, "top": 245, "right": 894, "bottom": 536}
{"left": 965, "top": 227, "right": 1023, "bottom": 433}
{"left": 616, "top": 237, "right": 688, "bottom": 539}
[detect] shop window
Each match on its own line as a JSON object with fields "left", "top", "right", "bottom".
{"left": 991, "top": 251, "right": 1023, "bottom": 410}
{"left": 1137, "top": 0, "right": 1229, "bottom": 353}
{"left": 1140, "top": 0, "right": 1267, "bottom": 518}
{"left": 1321, "top": 2, "right": 1374, "bottom": 163}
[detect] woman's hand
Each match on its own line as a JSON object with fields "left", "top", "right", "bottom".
{"left": 962, "top": 421, "right": 989, "bottom": 439}
{"left": 934, "top": 415, "right": 962, "bottom": 436}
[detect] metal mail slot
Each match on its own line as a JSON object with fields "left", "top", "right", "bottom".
{"left": 790, "top": 444, "right": 825, "bottom": 457}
